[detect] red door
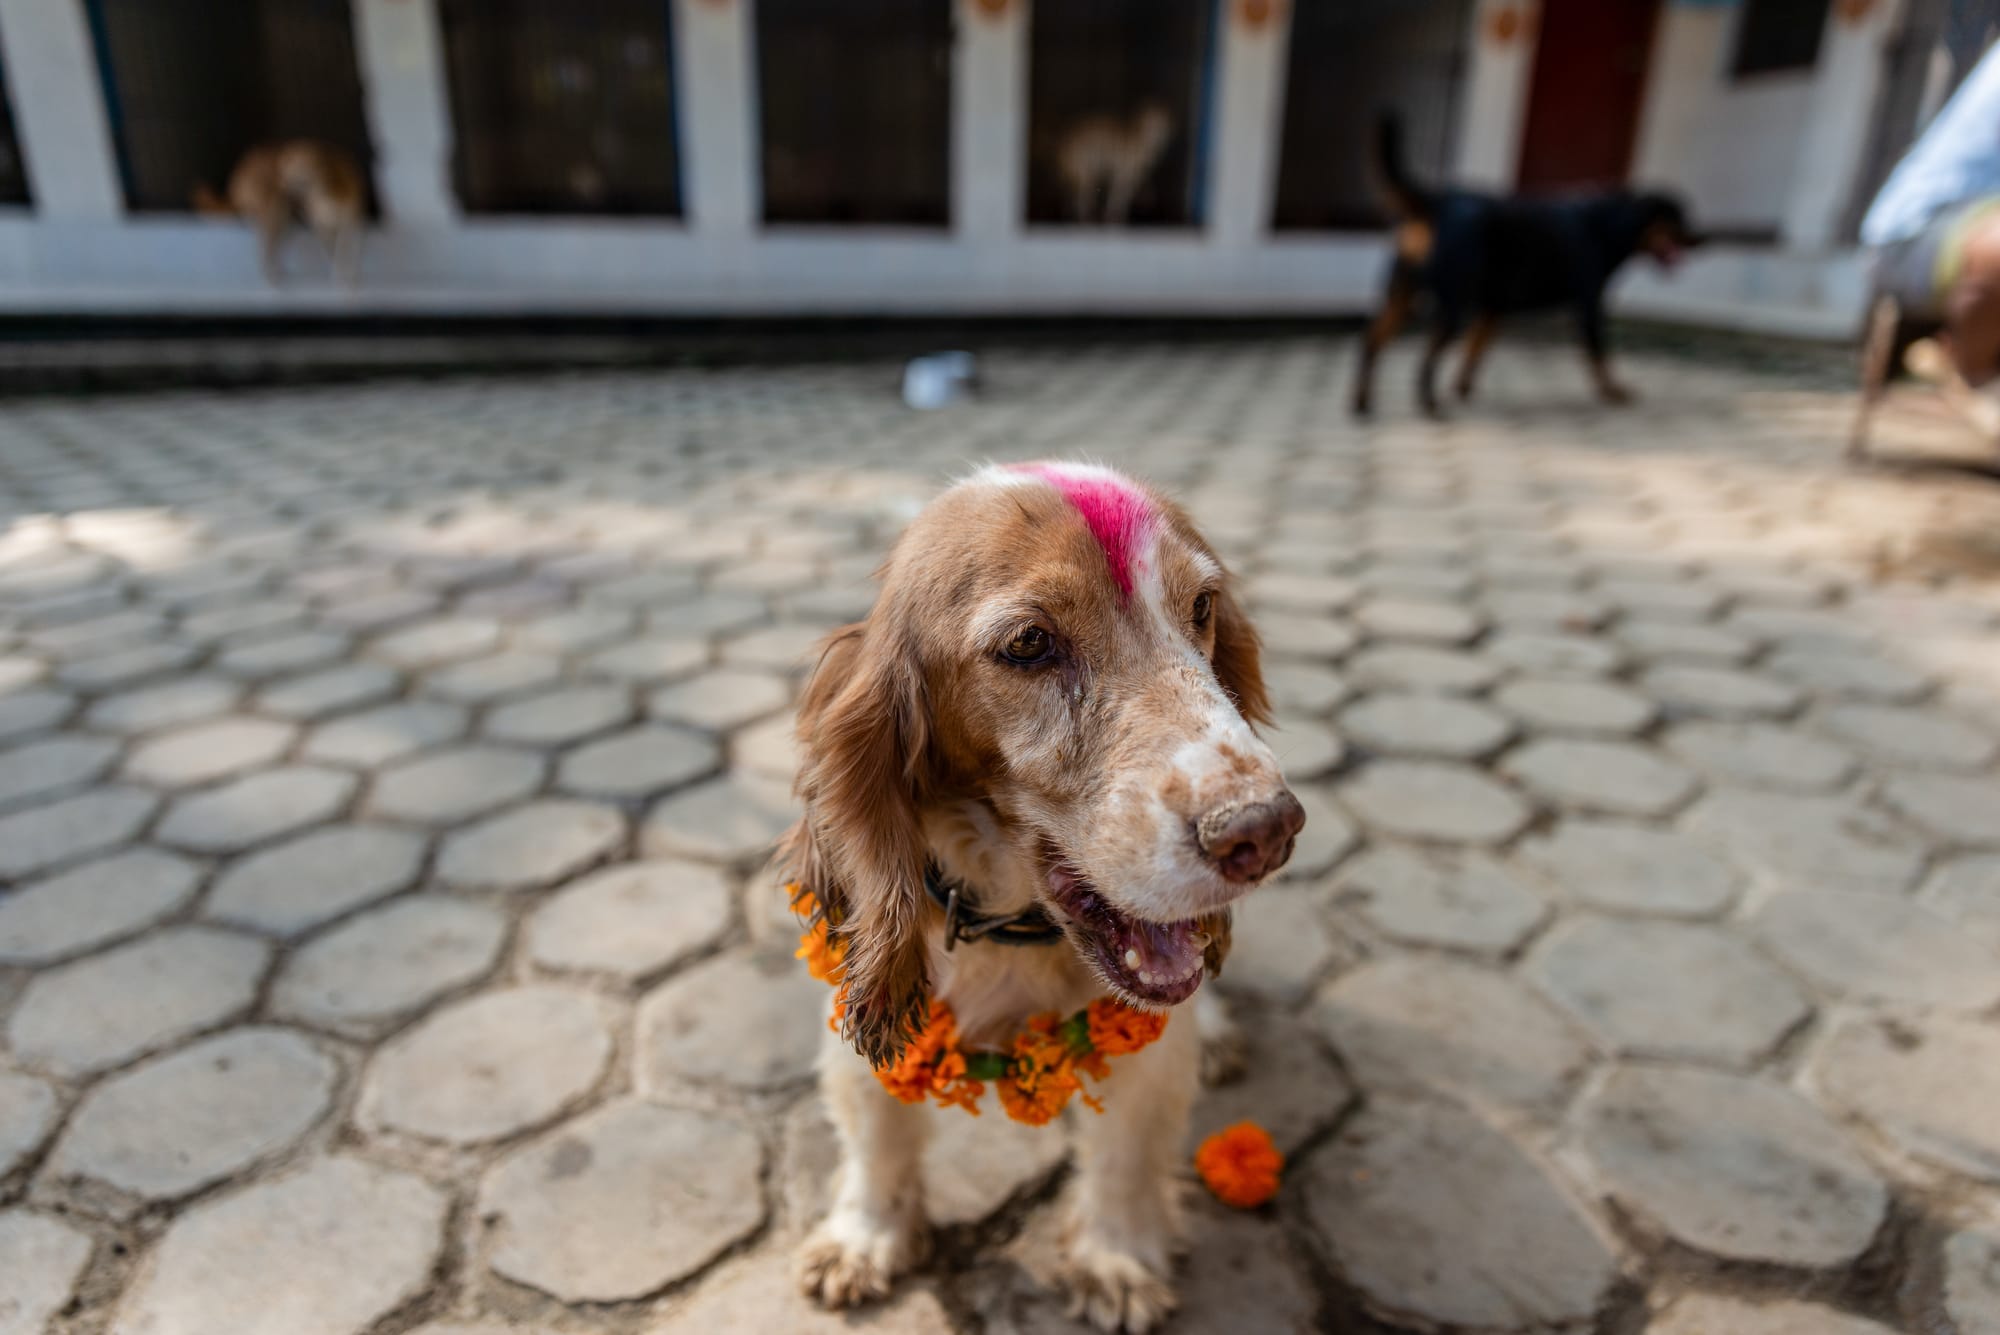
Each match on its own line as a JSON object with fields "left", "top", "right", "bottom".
{"left": 1516, "top": 0, "right": 1661, "bottom": 191}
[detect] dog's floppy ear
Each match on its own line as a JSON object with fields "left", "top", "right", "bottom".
{"left": 1209, "top": 581, "right": 1271, "bottom": 727}
{"left": 782, "top": 616, "right": 934, "bottom": 1067}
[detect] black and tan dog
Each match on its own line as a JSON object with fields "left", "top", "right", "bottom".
{"left": 1352, "top": 116, "right": 1703, "bottom": 418}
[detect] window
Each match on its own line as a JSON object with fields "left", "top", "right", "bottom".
{"left": 1732, "top": 0, "right": 1830, "bottom": 77}
{"left": 1025, "top": 0, "right": 1217, "bottom": 227}
{"left": 86, "top": 0, "right": 372, "bottom": 213}
{"left": 756, "top": 0, "right": 952, "bottom": 226}
{"left": 439, "top": 0, "right": 681, "bottom": 216}
{"left": 0, "top": 57, "right": 28, "bottom": 206}
{"left": 1272, "top": 0, "right": 1471, "bottom": 230}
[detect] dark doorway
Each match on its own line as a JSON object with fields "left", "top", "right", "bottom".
{"left": 1516, "top": 0, "right": 1661, "bottom": 191}
{"left": 438, "top": 0, "right": 681, "bottom": 216}
{"left": 756, "top": 0, "right": 952, "bottom": 226}
{"left": 0, "top": 55, "right": 28, "bottom": 207}
{"left": 86, "top": 0, "right": 373, "bottom": 214}
{"left": 1271, "top": 0, "right": 1472, "bottom": 231}
{"left": 1026, "top": 0, "right": 1217, "bottom": 227}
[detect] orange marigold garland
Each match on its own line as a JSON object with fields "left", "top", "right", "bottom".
{"left": 787, "top": 882, "right": 1166, "bottom": 1125}
{"left": 1195, "top": 1121, "right": 1284, "bottom": 1209}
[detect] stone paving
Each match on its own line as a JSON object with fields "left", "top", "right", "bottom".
{"left": 0, "top": 339, "right": 1998, "bottom": 1334}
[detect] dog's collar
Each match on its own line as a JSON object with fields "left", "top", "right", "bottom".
{"left": 923, "top": 861, "right": 1065, "bottom": 950}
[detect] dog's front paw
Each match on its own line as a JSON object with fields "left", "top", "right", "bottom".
{"left": 796, "top": 1208, "right": 930, "bottom": 1309}
{"left": 1599, "top": 381, "right": 1637, "bottom": 405}
{"left": 1058, "top": 1236, "right": 1178, "bottom": 1333}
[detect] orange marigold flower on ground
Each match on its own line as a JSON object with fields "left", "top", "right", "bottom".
{"left": 1086, "top": 998, "right": 1168, "bottom": 1056}
{"left": 1195, "top": 1121, "right": 1283, "bottom": 1209}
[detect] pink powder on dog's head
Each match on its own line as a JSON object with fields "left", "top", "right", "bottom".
{"left": 1015, "top": 463, "right": 1155, "bottom": 600}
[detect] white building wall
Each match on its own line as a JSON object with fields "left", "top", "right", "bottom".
{"left": 0, "top": 0, "right": 1883, "bottom": 338}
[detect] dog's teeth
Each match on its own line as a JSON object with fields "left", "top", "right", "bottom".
{"left": 1138, "top": 970, "right": 1154, "bottom": 985}
{"left": 1124, "top": 949, "right": 1141, "bottom": 969}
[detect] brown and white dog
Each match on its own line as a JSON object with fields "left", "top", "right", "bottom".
{"left": 785, "top": 462, "right": 1303, "bottom": 1332}
{"left": 1054, "top": 103, "right": 1176, "bottom": 226}
{"left": 194, "top": 140, "right": 366, "bottom": 287}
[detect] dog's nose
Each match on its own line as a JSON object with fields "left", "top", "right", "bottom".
{"left": 1196, "top": 791, "right": 1306, "bottom": 883}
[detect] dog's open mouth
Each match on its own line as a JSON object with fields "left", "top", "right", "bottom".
{"left": 1044, "top": 862, "right": 1210, "bottom": 1008}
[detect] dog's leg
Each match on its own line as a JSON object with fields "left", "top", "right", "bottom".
{"left": 329, "top": 222, "right": 361, "bottom": 288}
{"left": 1060, "top": 1006, "right": 1198, "bottom": 1334}
{"left": 1578, "top": 298, "right": 1634, "bottom": 404}
{"left": 1849, "top": 295, "right": 1899, "bottom": 461}
{"left": 1194, "top": 986, "right": 1246, "bottom": 1087}
{"left": 798, "top": 1031, "right": 932, "bottom": 1307}
{"left": 1417, "top": 308, "right": 1462, "bottom": 419}
{"left": 1352, "top": 262, "right": 1414, "bottom": 418}
{"left": 1454, "top": 313, "right": 1497, "bottom": 402}
{"left": 1104, "top": 168, "right": 1139, "bottom": 228}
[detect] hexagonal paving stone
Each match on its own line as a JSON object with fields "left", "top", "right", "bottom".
{"left": 368, "top": 615, "right": 502, "bottom": 668}
{"left": 368, "top": 744, "right": 545, "bottom": 824}
{"left": 299, "top": 700, "right": 467, "bottom": 768}
{"left": 436, "top": 799, "right": 626, "bottom": 891}
{"left": 642, "top": 773, "right": 797, "bottom": 864}
{"left": 1683, "top": 788, "right": 1928, "bottom": 895}
{"left": 1751, "top": 890, "right": 2000, "bottom": 1008}
{"left": 561, "top": 723, "right": 721, "bottom": 798}
{"left": 1576, "top": 1064, "right": 1886, "bottom": 1266}
{"left": 85, "top": 675, "right": 242, "bottom": 734}
{"left": 1502, "top": 738, "right": 1699, "bottom": 817}
{"left": 1310, "top": 955, "right": 1592, "bottom": 1119}
{"left": 1337, "top": 760, "right": 1531, "bottom": 844}
{"left": 58, "top": 640, "right": 199, "bottom": 691}
{"left": 1245, "top": 613, "right": 1357, "bottom": 662}
{"left": 1518, "top": 819, "right": 1741, "bottom": 917}
{"left": 1346, "top": 644, "right": 1501, "bottom": 693}
{"left": 1301, "top": 1100, "right": 1616, "bottom": 1330}
{"left": 273, "top": 896, "right": 507, "bottom": 1037}
{"left": 588, "top": 632, "right": 710, "bottom": 683}
{"left": 1819, "top": 702, "right": 1999, "bottom": 770}
{"left": 1189, "top": 1006, "right": 1356, "bottom": 1159}
{"left": 363, "top": 986, "right": 613, "bottom": 1145}
{"left": 205, "top": 824, "right": 427, "bottom": 936}
{"left": 1811, "top": 1017, "right": 2000, "bottom": 1182}
{"left": 46, "top": 1027, "right": 336, "bottom": 1208}
{"left": 1617, "top": 617, "right": 1757, "bottom": 664}
{"left": 8, "top": 927, "right": 270, "bottom": 1077}
{"left": 648, "top": 668, "right": 791, "bottom": 731}
{"left": 483, "top": 684, "right": 632, "bottom": 747}
{"left": 1924, "top": 854, "right": 2000, "bottom": 951}
{"left": 1338, "top": 691, "right": 1514, "bottom": 759}
{"left": 0, "top": 1211, "right": 93, "bottom": 1335}
{"left": 1493, "top": 677, "right": 1658, "bottom": 736}
{"left": 1642, "top": 664, "right": 1803, "bottom": 720}
{"left": 1277, "top": 782, "right": 1360, "bottom": 881}
{"left": 319, "top": 587, "right": 441, "bottom": 633}
{"left": 516, "top": 605, "right": 636, "bottom": 653}
{"left": 1528, "top": 917, "right": 1810, "bottom": 1068}
{"left": 1221, "top": 886, "right": 1339, "bottom": 1004}
{"left": 1648, "top": 1295, "right": 1897, "bottom": 1335}
{"left": 0, "top": 1071, "right": 58, "bottom": 1178}
{"left": 0, "top": 687, "right": 75, "bottom": 741}
{"left": 1766, "top": 643, "right": 1932, "bottom": 703}
{"left": 109, "top": 1156, "right": 446, "bottom": 1335}
{"left": 1593, "top": 577, "right": 1723, "bottom": 621}
{"left": 254, "top": 661, "right": 398, "bottom": 720}
{"left": 155, "top": 766, "right": 356, "bottom": 853}
{"left": 1481, "top": 629, "right": 1625, "bottom": 675}
{"left": 0, "top": 848, "right": 202, "bottom": 964}
{"left": 589, "top": 568, "right": 703, "bottom": 608}
{"left": 0, "top": 786, "right": 158, "bottom": 878}
{"left": 1263, "top": 713, "right": 1344, "bottom": 779}
{"left": 480, "top": 1099, "right": 764, "bottom": 1303}
{"left": 1878, "top": 771, "right": 2000, "bottom": 848}
{"left": 1661, "top": 720, "right": 1856, "bottom": 792}
{"left": 0, "top": 733, "right": 118, "bottom": 810}
{"left": 1247, "top": 569, "right": 1358, "bottom": 612}
{"left": 652, "top": 1247, "right": 951, "bottom": 1335}
{"left": 420, "top": 650, "right": 563, "bottom": 704}
{"left": 638, "top": 949, "right": 826, "bottom": 1093}
{"left": 214, "top": 629, "right": 349, "bottom": 680}
{"left": 1261, "top": 661, "right": 1349, "bottom": 715}
{"left": 1944, "top": 1209, "right": 2000, "bottom": 1335}
{"left": 123, "top": 716, "right": 298, "bottom": 788}
{"left": 1331, "top": 844, "right": 1548, "bottom": 952}
{"left": 643, "top": 590, "right": 765, "bottom": 637}
{"left": 526, "top": 859, "right": 733, "bottom": 980}
{"left": 1351, "top": 596, "right": 1483, "bottom": 644}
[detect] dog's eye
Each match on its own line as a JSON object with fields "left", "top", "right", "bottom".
{"left": 1002, "top": 626, "right": 1055, "bottom": 665}
{"left": 1191, "top": 592, "right": 1214, "bottom": 629}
